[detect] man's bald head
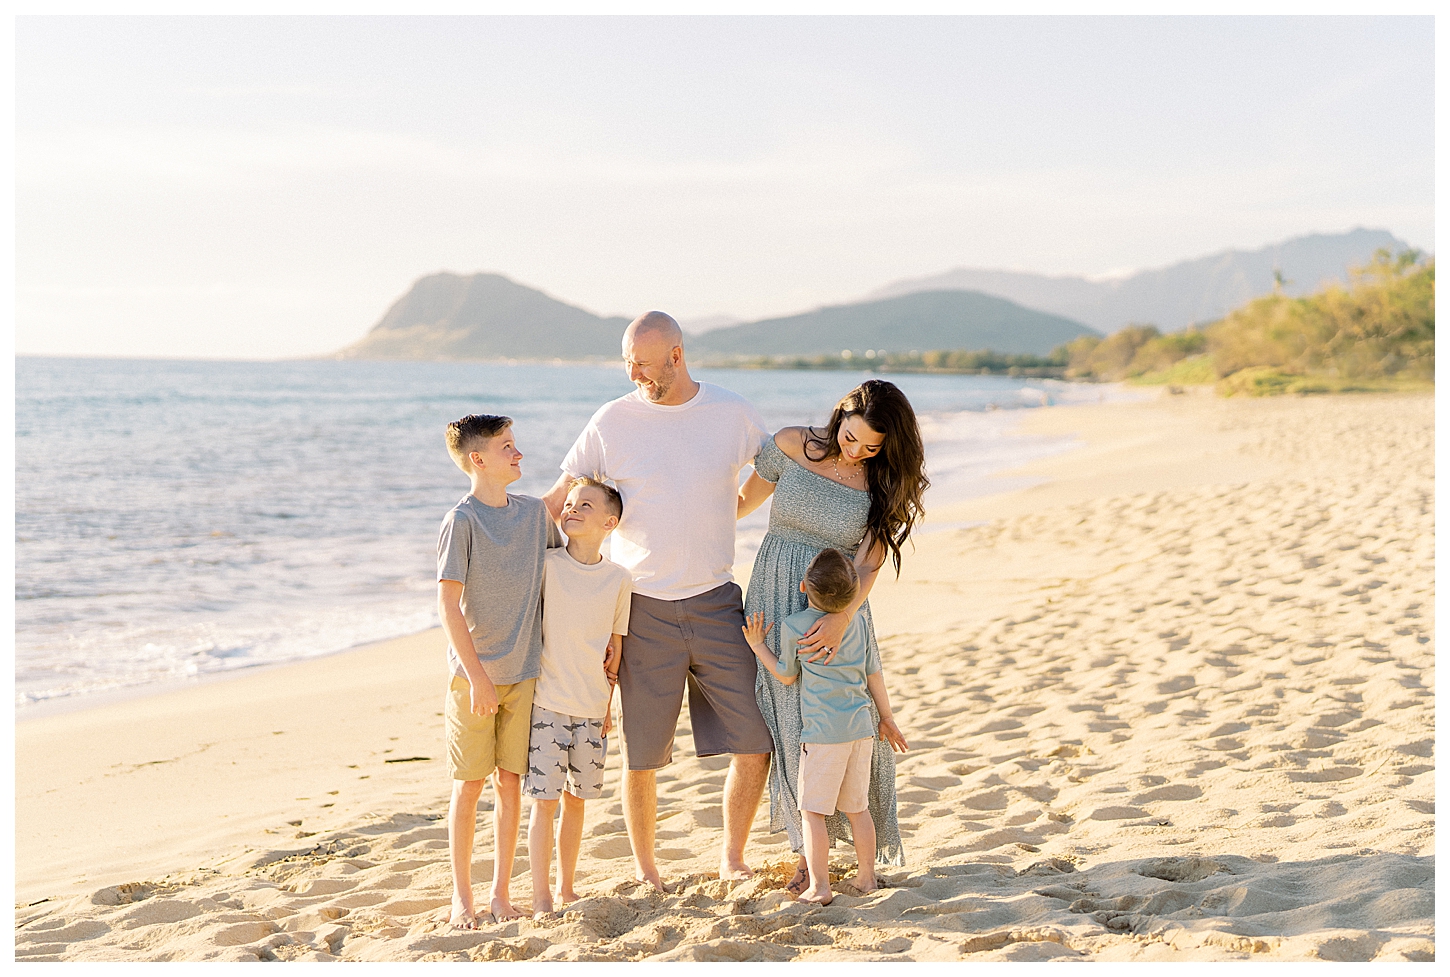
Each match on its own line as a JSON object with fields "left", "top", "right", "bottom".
{"left": 624, "top": 311, "right": 682, "bottom": 349}
{"left": 621, "top": 310, "right": 696, "bottom": 405}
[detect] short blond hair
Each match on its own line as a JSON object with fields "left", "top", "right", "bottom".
{"left": 569, "top": 476, "right": 623, "bottom": 519}
{"left": 445, "top": 414, "right": 512, "bottom": 470}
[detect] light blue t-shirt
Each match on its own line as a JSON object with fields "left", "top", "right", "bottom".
{"left": 777, "top": 607, "right": 880, "bottom": 744}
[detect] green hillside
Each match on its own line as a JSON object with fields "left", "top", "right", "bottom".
{"left": 692, "top": 290, "right": 1096, "bottom": 358}
{"left": 337, "top": 272, "right": 627, "bottom": 360}
{"left": 1058, "top": 249, "right": 1434, "bottom": 395}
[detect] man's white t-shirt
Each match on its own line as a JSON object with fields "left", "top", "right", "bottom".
{"left": 560, "top": 382, "right": 770, "bottom": 602}
{"left": 536, "top": 548, "right": 634, "bottom": 719}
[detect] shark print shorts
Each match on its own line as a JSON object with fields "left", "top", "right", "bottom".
{"left": 523, "top": 705, "right": 608, "bottom": 800}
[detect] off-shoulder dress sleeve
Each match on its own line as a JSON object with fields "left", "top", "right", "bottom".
{"left": 752, "top": 435, "right": 788, "bottom": 484}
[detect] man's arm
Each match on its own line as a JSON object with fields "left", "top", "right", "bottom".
{"left": 438, "top": 579, "right": 498, "bottom": 717}
{"left": 551, "top": 416, "right": 607, "bottom": 522}
{"left": 542, "top": 471, "right": 575, "bottom": 523}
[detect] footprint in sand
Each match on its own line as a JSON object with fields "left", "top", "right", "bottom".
{"left": 589, "top": 836, "right": 634, "bottom": 860}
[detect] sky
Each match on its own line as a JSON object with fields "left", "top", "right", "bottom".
{"left": 15, "top": 15, "right": 1435, "bottom": 360}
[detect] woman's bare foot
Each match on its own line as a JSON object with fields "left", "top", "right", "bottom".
{"left": 531, "top": 892, "right": 554, "bottom": 917}
{"left": 554, "top": 887, "right": 581, "bottom": 906}
{"left": 489, "top": 896, "right": 524, "bottom": 921}
{"left": 797, "top": 881, "right": 833, "bottom": 906}
{"left": 635, "top": 869, "right": 664, "bottom": 892}
{"left": 785, "top": 862, "right": 810, "bottom": 896}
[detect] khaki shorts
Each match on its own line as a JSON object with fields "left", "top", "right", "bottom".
{"left": 445, "top": 676, "right": 536, "bottom": 781}
{"left": 618, "top": 582, "right": 773, "bottom": 770}
{"left": 798, "top": 738, "right": 873, "bottom": 815}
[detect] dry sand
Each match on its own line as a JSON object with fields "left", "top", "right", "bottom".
{"left": 14, "top": 391, "right": 1434, "bottom": 961}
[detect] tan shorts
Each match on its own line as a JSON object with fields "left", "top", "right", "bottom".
{"left": 798, "top": 737, "right": 873, "bottom": 815}
{"left": 445, "top": 676, "right": 536, "bottom": 781}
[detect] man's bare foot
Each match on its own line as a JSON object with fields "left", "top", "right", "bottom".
{"left": 449, "top": 895, "right": 479, "bottom": 929}
{"left": 836, "top": 875, "right": 877, "bottom": 897}
{"left": 554, "top": 887, "right": 581, "bottom": 906}
{"left": 634, "top": 868, "right": 664, "bottom": 892}
{"left": 489, "top": 896, "right": 524, "bottom": 921}
{"left": 798, "top": 882, "right": 833, "bottom": 906}
{"left": 719, "top": 858, "right": 754, "bottom": 881}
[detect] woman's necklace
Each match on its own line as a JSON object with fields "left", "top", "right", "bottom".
{"left": 832, "top": 455, "right": 866, "bottom": 486}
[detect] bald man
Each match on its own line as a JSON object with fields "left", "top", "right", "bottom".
{"left": 543, "top": 311, "right": 773, "bottom": 889}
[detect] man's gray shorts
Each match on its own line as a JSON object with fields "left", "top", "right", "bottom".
{"left": 618, "top": 581, "right": 773, "bottom": 770}
{"left": 524, "top": 705, "right": 608, "bottom": 800}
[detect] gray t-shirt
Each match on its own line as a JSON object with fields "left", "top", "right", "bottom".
{"left": 777, "top": 607, "right": 881, "bottom": 744}
{"left": 437, "top": 493, "right": 562, "bottom": 685}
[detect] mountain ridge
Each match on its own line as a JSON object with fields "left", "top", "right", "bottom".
{"left": 868, "top": 228, "right": 1410, "bottom": 334}
{"left": 334, "top": 229, "right": 1418, "bottom": 361}
{"left": 691, "top": 290, "right": 1095, "bottom": 358}
{"left": 336, "top": 271, "right": 628, "bottom": 360}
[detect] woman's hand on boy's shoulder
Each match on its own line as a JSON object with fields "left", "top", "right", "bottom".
{"left": 798, "top": 611, "right": 849, "bottom": 664}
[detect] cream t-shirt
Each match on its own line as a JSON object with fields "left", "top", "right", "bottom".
{"left": 535, "top": 548, "right": 634, "bottom": 720}
{"left": 560, "top": 383, "right": 769, "bottom": 601}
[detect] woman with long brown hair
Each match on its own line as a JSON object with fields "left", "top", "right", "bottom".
{"left": 737, "top": 378, "right": 929, "bottom": 892}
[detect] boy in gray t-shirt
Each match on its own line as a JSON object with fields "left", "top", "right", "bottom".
{"left": 743, "top": 548, "right": 908, "bottom": 907}
{"left": 437, "top": 413, "right": 561, "bottom": 928}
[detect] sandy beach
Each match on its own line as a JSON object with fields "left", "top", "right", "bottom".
{"left": 15, "top": 391, "right": 1434, "bottom": 962}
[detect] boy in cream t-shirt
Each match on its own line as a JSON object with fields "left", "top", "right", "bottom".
{"left": 525, "top": 477, "right": 633, "bottom": 916}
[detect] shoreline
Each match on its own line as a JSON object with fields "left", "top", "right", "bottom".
{"left": 18, "top": 385, "right": 1120, "bottom": 721}
{"left": 16, "top": 391, "right": 1434, "bottom": 961}
{"left": 11, "top": 632, "right": 431, "bottom": 723}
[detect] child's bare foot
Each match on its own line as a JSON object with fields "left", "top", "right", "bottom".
{"left": 449, "top": 894, "right": 479, "bottom": 929}
{"left": 532, "top": 892, "right": 554, "bottom": 917}
{"left": 836, "top": 874, "right": 877, "bottom": 897}
{"left": 797, "top": 882, "right": 833, "bottom": 906}
{"left": 554, "top": 887, "right": 581, "bottom": 906}
{"left": 634, "top": 868, "right": 664, "bottom": 892}
{"left": 489, "top": 896, "right": 524, "bottom": 921}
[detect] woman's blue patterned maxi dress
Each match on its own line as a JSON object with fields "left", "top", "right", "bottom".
{"left": 744, "top": 437, "right": 904, "bottom": 866}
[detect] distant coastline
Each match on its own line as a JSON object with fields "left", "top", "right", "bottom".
{"left": 324, "top": 350, "right": 1086, "bottom": 380}
{"left": 696, "top": 351, "right": 1076, "bottom": 379}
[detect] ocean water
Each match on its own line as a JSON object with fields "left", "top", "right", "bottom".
{"left": 14, "top": 357, "right": 1133, "bottom": 710}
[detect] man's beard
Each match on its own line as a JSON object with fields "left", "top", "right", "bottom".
{"left": 641, "top": 362, "right": 675, "bottom": 402}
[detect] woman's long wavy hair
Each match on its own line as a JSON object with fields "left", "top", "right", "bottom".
{"left": 803, "top": 379, "right": 929, "bottom": 576}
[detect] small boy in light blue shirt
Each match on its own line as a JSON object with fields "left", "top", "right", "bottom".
{"left": 743, "top": 548, "right": 908, "bottom": 906}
